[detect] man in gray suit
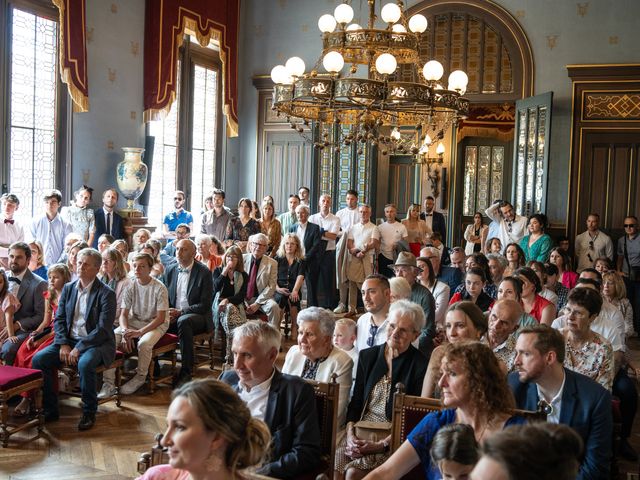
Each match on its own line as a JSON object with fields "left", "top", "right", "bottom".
{"left": 1, "top": 242, "right": 47, "bottom": 364}
{"left": 243, "top": 233, "right": 280, "bottom": 327}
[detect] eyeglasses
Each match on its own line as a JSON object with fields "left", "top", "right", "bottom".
{"left": 624, "top": 224, "right": 636, "bottom": 228}
{"left": 367, "top": 324, "right": 379, "bottom": 347}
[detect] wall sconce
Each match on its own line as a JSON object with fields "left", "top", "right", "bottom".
{"left": 414, "top": 137, "right": 445, "bottom": 198}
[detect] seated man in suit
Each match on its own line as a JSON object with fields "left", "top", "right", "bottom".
{"left": 32, "top": 248, "right": 116, "bottom": 431}
{"left": 509, "top": 324, "right": 612, "bottom": 480}
{"left": 220, "top": 320, "right": 322, "bottom": 479}
{"left": 289, "top": 204, "right": 322, "bottom": 307}
{"left": 243, "top": 233, "right": 280, "bottom": 327}
{"left": 92, "top": 188, "right": 124, "bottom": 248}
{"left": 1, "top": 242, "right": 47, "bottom": 364}
{"left": 163, "top": 238, "right": 213, "bottom": 386}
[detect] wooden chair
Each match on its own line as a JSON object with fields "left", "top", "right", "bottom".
{"left": 192, "top": 331, "right": 216, "bottom": 371}
{"left": 147, "top": 333, "right": 178, "bottom": 393}
{"left": 60, "top": 351, "right": 124, "bottom": 407}
{"left": 0, "top": 366, "right": 44, "bottom": 447}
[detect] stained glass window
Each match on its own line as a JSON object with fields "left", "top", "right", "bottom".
{"left": 9, "top": 7, "right": 58, "bottom": 221}
{"left": 463, "top": 145, "right": 505, "bottom": 216}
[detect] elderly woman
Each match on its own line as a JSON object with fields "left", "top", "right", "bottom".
{"left": 335, "top": 300, "right": 427, "bottom": 480}
{"left": 602, "top": 270, "right": 634, "bottom": 338}
{"left": 274, "top": 234, "right": 306, "bottom": 337}
{"left": 496, "top": 277, "right": 538, "bottom": 329}
{"left": 514, "top": 267, "right": 556, "bottom": 325}
{"left": 366, "top": 342, "right": 525, "bottom": 480}
{"left": 137, "top": 378, "right": 271, "bottom": 480}
{"left": 28, "top": 240, "right": 47, "bottom": 280}
{"left": 519, "top": 213, "right": 552, "bottom": 263}
{"left": 282, "top": 307, "right": 353, "bottom": 426}
{"left": 259, "top": 200, "right": 282, "bottom": 257}
{"left": 421, "top": 301, "right": 488, "bottom": 398}
{"left": 389, "top": 277, "right": 412, "bottom": 302}
{"left": 559, "top": 287, "right": 614, "bottom": 390}
{"left": 224, "top": 197, "right": 261, "bottom": 252}
{"left": 213, "top": 246, "right": 248, "bottom": 363}
{"left": 195, "top": 234, "right": 221, "bottom": 271}
{"left": 99, "top": 247, "right": 131, "bottom": 321}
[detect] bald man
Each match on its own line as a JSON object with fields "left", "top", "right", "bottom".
{"left": 485, "top": 299, "right": 522, "bottom": 371}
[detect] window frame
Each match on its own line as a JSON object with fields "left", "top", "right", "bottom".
{"left": 0, "top": 0, "right": 71, "bottom": 205}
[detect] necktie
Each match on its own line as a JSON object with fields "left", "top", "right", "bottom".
{"left": 106, "top": 212, "right": 112, "bottom": 235}
{"left": 8, "top": 276, "right": 21, "bottom": 285}
{"left": 4, "top": 219, "right": 14, "bottom": 224}
{"left": 178, "top": 267, "right": 190, "bottom": 273}
{"left": 246, "top": 259, "right": 259, "bottom": 300}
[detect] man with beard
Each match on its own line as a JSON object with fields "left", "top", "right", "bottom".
{"left": 92, "top": 188, "right": 125, "bottom": 248}
{"left": 509, "top": 324, "right": 612, "bottom": 480}
{"left": 485, "top": 200, "right": 528, "bottom": 252}
{"left": 355, "top": 274, "right": 391, "bottom": 351}
{"left": 200, "top": 188, "right": 233, "bottom": 242}
{"left": 484, "top": 299, "right": 521, "bottom": 371}
{"left": 162, "top": 190, "right": 193, "bottom": 240}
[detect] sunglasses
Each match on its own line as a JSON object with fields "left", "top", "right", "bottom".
{"left": 624, "top": 224, "right": 636, "bottom": 228}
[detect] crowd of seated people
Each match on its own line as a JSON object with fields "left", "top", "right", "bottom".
{"left": 1, "top": 187, "right": 640, "bottom": 478}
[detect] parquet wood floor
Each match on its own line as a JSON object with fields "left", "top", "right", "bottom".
{"left": 1, "top": 339, "right": 639, "bottom": 479}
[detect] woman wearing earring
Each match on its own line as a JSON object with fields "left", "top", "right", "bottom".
{"left": 137, "top": 378, "right": 271, "bottom": 480}
{"left": 519, "top": 213, "right": 552, "bottom": 263}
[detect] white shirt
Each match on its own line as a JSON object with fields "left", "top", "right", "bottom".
{"left": 176, "top": 262, "right": 194, "bottom": 311}
{"left": 574, "top": 230, "right": 613, "bottom": 272}
{"left": 238, "top": 369, "right": 275, "bottom": 421}
{"left": 336, "top": 207, "right": 360, "bottom": 235}
{"left": 122, "top": 277, "right": 169, "bottom": 323}
{"left": 296, "top": 222, "right": 307, "bottom": 254}
{"left": 540, "top": 287, "right": 559, "bottom": 307}
{"left": 536, "top": 369, "right": 566, "bottom": 424}
{"left": 7, "top": 268, "right": 27, "bottom": 296}
{"left": 485, "top": 203, "right": 528, "bottom": 251}
{"left": 423, "top": 212, "right": 434, "bottom": 233}
{"left": 348, "top": 221, "right": 379, "bottom": 258}
{"left": 309, "top": 212, "right": 341, "bottom": 251}
{"left": 30, "top": 213, "right": 73, "bottom": 265}
{"left": 0, "top": 215, "right": 25, "bottom": 259}
{"left": 355, "top": 312, "right": 388, "bottom": 352}
{"left": 71, "top": 279, "right": 95, "bottom": 340}
{"left": 377, "top": 221, "right": 408, "bottom": 260}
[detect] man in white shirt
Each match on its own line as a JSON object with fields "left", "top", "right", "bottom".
{"left": 485, "top": 200, "right": 528, "bottom": 252}
{"left": 0, "top": 193, "right": 25, "bottom": 268}
{"left": 335, "top": 189, "right": 360, "bottom": 314}
{"left": 377, "top": 204, "right": 408, "bottom": 278}
{"left": 345, "top": 205, "right": 380, "bottom": 314}
{"left": 30, "top": 189, "right": 73, "bottom": 265}
{"left": 310, "top": 194, "right": 341, "bottom": 309}
{"left": 575, "top": 213, "right": 613, "bottom": 272}
{"left": 355, "top": 275, "right": 391, "bottom": 351}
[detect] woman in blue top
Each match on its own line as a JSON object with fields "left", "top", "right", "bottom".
{"left": 365, "top": 342, "right": 526, "bottom": 480}
{"left": 519, "top": 213, "right": 552, "bottom": 263}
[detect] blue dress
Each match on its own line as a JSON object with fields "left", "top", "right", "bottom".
{"left": 407, "top": 409, "right": 527, "bottom": 479}
{"left": 32, "top": 265, "right": 48, "bottom": 281}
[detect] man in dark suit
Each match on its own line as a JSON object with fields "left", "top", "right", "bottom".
{"left": 163, "top": 238, "right": 213, "bottom": 386}
{"left": 1, "top": 242, "right": 47, "bottom": 364}
{"left": 289, "top": 204, "right": 322, "bottom": 306}
{"left": 220, "top": 321, "right": 321, "bottom": 479}
{"left": 92, "top": 188, "right": 124, "bottom": 248}
{"left": 509, "top": 324, "right": 612, "bottom": 480}
{"left": 32, "top": 248, "right": 116, "bottom": 430}
{"left": 420, "top": 195, "right": 447, "bottom": 246}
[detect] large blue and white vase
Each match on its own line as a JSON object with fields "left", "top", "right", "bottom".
{"left": 116, "top": 147, "right": 147, "bottom": 212}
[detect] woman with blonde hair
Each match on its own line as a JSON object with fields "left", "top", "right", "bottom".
{"left": 137, "top": 379, "right": 271, "bottom": 480}
{"left": 99, "top": 247, "right": 131, "bottom": 321}
{"left": 602, "top": 270, "right": 634, "bottom": 337}
{"left": 274, "top": 233, "right": 306, "bottom": 337}
{"left": 28, "top": 240, "right": 47, "bottom": 280}
{"left": 259, "top": 200, "right": 282, "bottom": 257}
{"left": 67, "top": 240, "right": 89, "bottom": 281}
{"left": 402, "top": 204, "right": 429, "bottom": 257}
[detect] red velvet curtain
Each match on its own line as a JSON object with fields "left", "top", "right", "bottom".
{"left": 143, "top": 0, "right": 240, "bottom": 136}
{"left": 53, "top": 0, "right": 89, "bottom": 112}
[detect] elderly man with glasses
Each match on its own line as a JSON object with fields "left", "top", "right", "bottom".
{"left": 575, "top": 213, "right": 613, "bottom": 272}
{"left": 243, "top": 233, "right": 281, "bottom": 328}
{"left": 617, "top": 216, "right": 640, "bottom": 336}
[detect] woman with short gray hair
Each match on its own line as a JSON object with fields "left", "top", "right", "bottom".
{"left": 282, "top": 306, "right": 353, "bottom": 426}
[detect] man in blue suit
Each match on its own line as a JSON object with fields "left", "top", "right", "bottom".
{"left": 92, "top": 188, "right": 125, "bottom": 248}
{"left": 289, "top": 204, "right": 322, "bottom": 307}
{"left": 509, "top": 324, "right": 612, "bottom": 480}
{"left": 32, "top": 248, "right": 116, "bottom": 431}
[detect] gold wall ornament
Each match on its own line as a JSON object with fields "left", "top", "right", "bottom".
{"left": 130, "top": 41, "right": 139, "bottom": 56}
{"left": 546, "top": 35, "right": 558, "bottom": 50}
{"left": 577, "top": 2, "right": 589, "bottom": 17}
{"left": 108, "top": 68, "right": 116, "bottom": 82}
{"left": 584, "top": 93, "right": 640, "bottom": 120}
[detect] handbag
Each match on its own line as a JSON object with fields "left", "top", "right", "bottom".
{"left": 353, "top": 420, "right": 392, "bottom": 442}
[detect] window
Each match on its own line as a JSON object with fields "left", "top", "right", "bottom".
{"left": 462, "top": 144, "right": 504, "bottom": 216}
{"left": 146, "top": 36, "right": 223, "bottom": 228}
{"left": 1, "top": 1, "right": 68, "bottom": 221}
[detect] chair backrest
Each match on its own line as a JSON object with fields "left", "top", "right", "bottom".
{"left": 304, "top": 373, "right": 339, "bottom": 475}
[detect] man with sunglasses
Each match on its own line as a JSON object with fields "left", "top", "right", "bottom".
{"left": 355, "top": 274, "right": 391, "bottom": 352}
{"left": 162, "top": 190, "right": 193, "bottom": 241}
{"left": 575, "top": 213, "right": 613, "bottom": 272}
{"left": 617, "top": 216, "right": 640, "bottom": 335}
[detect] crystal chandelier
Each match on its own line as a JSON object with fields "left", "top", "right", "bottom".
{"left": 270, "top": 1, "right": 470, "bottom": 153}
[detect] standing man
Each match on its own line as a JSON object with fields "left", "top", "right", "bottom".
{"left": 575, "top": 213, "right": 613, "bottom": 272}
{"left": 334, "top": 190, "right": 360, "bottom": 314}
{"left": 420, "top": 196, "right": 447, "bottom": 245}
{"left": 290, "top": 204, "right": 322, "bottom": 307}
{"left": 30, "top": 189, "right": 73, "bottom": 266}
{"left": 509, "top": 324, "right": 612, "bottom": 480}
{"left": 200, "top": 188, "right": 232, "bottom": 242}
{"left": 92, "top": 188, "right": 124, "bottom": 248}
{"left": 298, "top": 186, "right": 310, "bottom": 207}
{"left": 377, "top": 204, "right": 408, "bottom": 278}
{"left": 243, "top": 233, "right": 281, "bottom": 327}
{"left": 345, "top": 205, "right": 380, "bottom": 315}
{"left": 485, "top": 200, "right": 528, "bottom": 251}
{"left": 162, "top": 190, "right": 193, "bottom": 240}
{"left": 163, "top": 239, "right": 213, "bottom": 386}
{"left": 277, "top": 194, "right": 300, "bottom": 234}
{"left": 32, "top": 248, "right": 116, "bottom": 430}
{"left": 617, "top": 215, "right": 640, "bottom": 335}
{"left": 309, "top": 194, "right": 341, "bottom": 309}
{"left": 355, "top": 274, "right": 391, "bottom": 351}
{"left": 0, "top": 193, "right": 25, "bottom": 268}
{"left": 1, "top": 242, "right": 47, "bottom": 364}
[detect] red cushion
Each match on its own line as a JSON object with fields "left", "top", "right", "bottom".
{"left": 0, "top": 366, "right": 43, "bottom": 391}
{"left": 154, "top": 333, "right": 178, "bottom": 349}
